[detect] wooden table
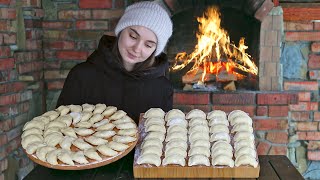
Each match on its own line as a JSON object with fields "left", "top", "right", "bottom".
{"left": 24, "top": 155, "right": 304, "bottom": 180}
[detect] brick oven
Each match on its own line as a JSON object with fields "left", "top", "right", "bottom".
{"left": 0, "top": 0, "right": 319, "bottom": 179}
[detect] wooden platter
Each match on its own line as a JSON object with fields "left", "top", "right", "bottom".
{"left": 133, "top": 114, "right": 260, "bottom": 178}
{"left": 25, "top": 132, "right": 138, "bottom": 170}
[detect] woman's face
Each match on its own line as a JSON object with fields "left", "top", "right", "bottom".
{"left": 118, "top": 26, "right": 157, "bottom": 71}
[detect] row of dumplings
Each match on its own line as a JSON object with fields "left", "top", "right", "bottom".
{"left": 136, "top": 108, "right": 258, "bottom": 167}
{"left": 22, "top": 104, "right": 138, "bottom": 166}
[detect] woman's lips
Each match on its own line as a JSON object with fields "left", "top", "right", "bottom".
{"left": 127, "top": 52, "right": 137, "bottom": 59}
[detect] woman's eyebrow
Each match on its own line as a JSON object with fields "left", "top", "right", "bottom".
{"left": 130, "top": 28, "right": 156, "bottom": 45}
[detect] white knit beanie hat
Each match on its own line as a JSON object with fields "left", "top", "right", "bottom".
{"left": 115, "top": 1, "right": 173, "bottom": 56}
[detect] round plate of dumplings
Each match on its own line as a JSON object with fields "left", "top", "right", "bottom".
{"left": 21, "top": 104, "right": 139, "bottom": 170}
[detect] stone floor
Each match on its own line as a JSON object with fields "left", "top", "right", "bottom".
{"left": 303, "top": 161, "right": 320, "bottom": 180}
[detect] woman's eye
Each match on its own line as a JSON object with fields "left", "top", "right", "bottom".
{"left": 129, "top": 34, "right": 137, "bottom": 39}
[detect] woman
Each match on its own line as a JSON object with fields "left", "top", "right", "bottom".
{"left": 56, "top": 1, "right": 173, "bottom": 123}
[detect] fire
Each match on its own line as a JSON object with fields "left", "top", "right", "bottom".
{"left": 171, "top": 7, "right": 258, "bottom": 83}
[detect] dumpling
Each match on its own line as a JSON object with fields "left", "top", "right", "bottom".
{"left": 165, "top": 132, "right": 187, "bottom": 142}
{"left": 74, "top": 128, "right": 95, "bottom": 136}
{"left": 234, "top": 132, "right": 255, "bottom": 142}
{"left": 211, "top": 147, "right": 233, "bottom": 159}
{"left": 93, "top": 103, "right": 107, "bottom": 114}
{"left": 82, "top": 103, "right": 95, "bottom": 112}
{"left": 85, "top": 136, "right": 108, "bottom": 146}
{"left": 96, "top": 123, "right": 115, "bottom": 131}
{"left": 165, "top": 147, "right": 187, "bottom": 158}
{"left": 92, "top": 119, "right": 110, "bottom": 128}
{"left": 189, "top": 117, "right": 208, "bottom": 127}
{"left": 57, "top": 150, "right": 75, "bottom": 165}
{"left": 56, "top": 105, "right": 70, "bottom": 116}
{"left": 56, "top": 115, "right": 73, "bottom": 127}
{"left": 141, "top": 138, "right": 163, "bottom": 150}
{"left": 188, "top": 154, "right": 210, "bottom": 166}
{"left": 72, "top": 138, "right": 93, "bottom": 150}
{"left": 72, "top": 151, "right": 89, "bottom": 164}
{"left": 230, "top": 116, "right": 253, "bottom": 126}
{"left": 117, "top": 128, "right": 138, "bottom": 136}
{"left": 228, "top": 110, "right": 249, "bottom": 121}
{"left": 212, "top": 154, "right": 234, "bottom": 167}
{"left": 234, "top": 139, "right": 255, "bottom": 151}
{"left": 186, "top": 109, "right": 206, "bottom": 119}
{"left": 162, "top": 154, "right": 185, "bottom": 166}
{"left": 75, "top": 121, "right": 92, "bottom": 128}
{"left": 144, "top": 131, "right": 165, "bottom": 142}
{"left": 167, "top": 125, "right": 187, "bottom": 135}
{"left": 88, "top": 114, "right": 104, "bottom": 124}
{"left": 46, "top": 149, "right": 63, "bottom": 165}
{"left": 25, "top": 142, "right": 46, "bottom": 154}
{"left": 45, "top": 121, "right": 66, "bottom": 130}
{"left": 140, "top": 146, "right": 162, "bottom": 157}
{"left": 84, "top": 148, "right": 102, "bottom": 161}
{"left": 36, "top": 146, "right": 56, "bottom": 162}
{"left": 22, "top": 128, "right": 43, "bottom": 138}
{"left": 43, "top": 127, "right": 61, "bottom": 137}
{"left": 97, "top": 144, "right": 118, "bottom": 156}
{"left": 80, "top": 112, "right": 93, "bottom": 122}
{"left": 143, "top": 108, "right": 165, "bottom": 118}
{"left": 22, "top": 134, "right": 43, "bottom": 148}
{"left": 188, "top": 125, "right": 209, "bottom": 134}
{"left": 165, "top": 139, "right": 187, "bottom": 151}
{"left": 61, "top": 127, "right": 77, "bottom": 138}
{"left": 68, "top": 104, "right": 82, "bottom": 112}
{"left": 59, "top": 136, "right": 76, "bottom": 150}
{"left": 166, "top": 118, "right": 188, "bottom": 128}
{"left": 44, "top": 132, "right": 63, "bottom": 147}
{"left": 112, "top": 135, "right": 136, "bottom": 143}
{"left": 144, "top": 117, "right": 165, "bottom": 127}
{"left": 235, "top": 154, "right": 258, "bottom": 167}
{"left": 188, "top": 146, "right": 210, "bottom": 157}
{"left": 208, "top": 117, "right": 229, "bottom": 126}
{"left": 93, "top": 130, "right": 116, "bottom": 139}
{"left": 145, "top": 124, "right": 165, "bottom": 133}
{"left": 70, "top": 112, "right": 81, "bottom": 124}
{"left": 189, "top": 131, "right": 209, "bottom": 143}
{"left": 102, "top": 106, "right": 117, "bottom": 117}
{"left": 235, "top": 146, "right": 257, "bottom": 158}
{"left": 116, "top": 122, "right": 137, "bottom": 130}
{"left": 113, "top": 116, "right": 134, "bottom": 125}
{"left": 107, "top": 141, "right": 129, "bottom": 151}
{"left": 109, "top": 110, "right": 127, "bottom": 120}
{"left": 23, "top": 119, "right": 45, "bottom": 131}
{"left": 207, "top": 110, "right": 227, "bottom": 120}
{"left": 137, "top": 153, "right": 161, "bottom": 167}
{"left": 231, "top": 123, "right": 253, "bottom": 133}
{"left": 32, "top": 116, "right": 50, "bottom": 124}
{"left": 209, "top": 124, "right": 229, "bottom": 134}
{"left": 165, "top": 109, "right": 185, "bottom": 122}
{"left": 42, "top": 110, "right": 60, "bottom": 121}
{"left": 209, "top": 132, "right": 231, "bottom": 143}
{"left": 211, "top": 141, "right": 233, "bottom": 152}
{"left": 190, "top": 139, "right": 210, "bottom": 149}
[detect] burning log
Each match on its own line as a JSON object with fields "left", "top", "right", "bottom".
{"left": 223, "top": 81, "right": 236, "bottom": 91}
{"left": 216, "top": 71, "right": 237, "bottom": 82}
{"left": 182, "top": 69, "right": 215, "bottom": 84}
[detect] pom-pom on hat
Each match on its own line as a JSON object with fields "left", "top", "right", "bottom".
{"left": 115, "top": 1, "right": 173, "bottom": 56}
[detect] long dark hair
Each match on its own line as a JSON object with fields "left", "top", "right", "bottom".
{"left": 112, "top": 35, "right": 157, "bottom": 76}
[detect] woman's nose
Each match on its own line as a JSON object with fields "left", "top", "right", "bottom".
{"left": 133, "top": 41, "right": 142, "bottom": 53}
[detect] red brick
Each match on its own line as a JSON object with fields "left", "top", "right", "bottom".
{"left": 212, "top": 106, "right": 256, "bottom": 117}
{"left": 24, "top": 19, "right": 42, "bottom": 28}
{"left": 56, "top": 51, "right": 88, "bottom": 60}
{"left": 0, "top": 58, "right": 14, "bottom": 70}
{"left": 256, "top": 141, "right": 271, "bottom": 155}
{"left": 26, "top": 39, "right": 42, "bottom": 50}
{"left": 47, "top": 81, "right": 64, "bottom": 90}
{"left": 0, "top": 0, "right": 10, "bottom": 5}
{"left": 0, "top": 46, "right": 11, "bottom": 57}
{"left": 285, "top": 32, "right": 320, "bottom": 41}
{"left": 311, "top": 42, "right": 320, "bottom": 53}
{"left": 297, "top": 132, "right": 320, "bottom": 140}
{"left": 5, "top": 136, "right": 21, "bottom": 155}
{"left": 14, "top": 51, "right": 42, "bottom": 63}
{"left": 284, "top": 81, "right": 318, "bottom": 91}
{"left": 22, "top": 0, "right": 41, "bottom": 7}
{"left": 254, "top": 119, "right": 288, "bottom": 131}
{"left": 211, "top": 93, "right": 255, "bottom": 105}
{"left": 79, "top": 0, "right": 112, "bottom": 9}
{"left": 268, "top": 106, "right": 289, "bottom": 117}
{"left": 173, "top": 105, "right": 211, "bottom": 114}
{"left": 291, "top": 112, "right": 310, "bottom": 121}
{"left": 0, "top": 94, "right": 20, "bottom": 105}
{"left": 2, "top": 33, "right": 16, "bottom": 44}
{"left": 315, "top": 22, "right": 320, "bottom": 30}
{"left": 257, "top": 93, "right": 298, "bottom": 105}
{"left": 173, "top": 92, "right": 210, "bottom": 105}
{"left": 42, "top": 21, "right": 73, "bottom": 29}
{"left": 0, "top": 158, "right": 8, "bottom": 172}
{"left": 43, "top": 30, "right": 68, "bottom": 39}
{"left": 308, "top": 151, "right": 320, "bottom": 160}
{"left": 284, "top": 21, "right": 314, "bottom": 31}
{"left": 289, "top": 102, "right": 318, "bottom": 111}
{"left": 256, "top": 106, "right": 268, "bottom": 116}
{"left": 58, "top": 10, "right": 91, "bottom": 20}
{"left": 269, "top": 146, "right": 287, "bottom": 155}
{"left": 309, "top": 70, "right": 320, "bottom": 80}
{"left": 92, "top": 10, "right": 124, "bottom": 19}
{"left": 0, "top": 82, "right": 26, "bottom": 94}
{"left": 0, "top": 20, "right": 10, "bottom": 31}
{"left": 308, "top": 54, "right": 320, "bottom": 69}
{"left": 43, "top": 41, "right": 75, "bottom": 50}
{"left": 6, "top": 125, "right": 23, "bottom": 141}
{"left": 0, "top": 133, "right": 7, "bottom": 146}
{"left": 0, "top": 119, "right": 13, "bottom": 131}
{"left": 0, "top": 8, "right": 16, "bottom": 19}
{"left": 308, "top": 141, "right": 320, "bottom": 150}
{"left": 298, "top": 92, "right": 311, "bottom": 102}
{"left": 76, "top": 20, "right": 108, "bottom": 30}
{"left": 266, "top": 132, "right": 288, "bottom": 144}
{"left": 297, "top": 122, "right": 318, "bottom": 131}
{"left": 315, "top": 112, "right": 320, "bottom": 121}
{"left": 17, "top": 61, "right": 43, "bottom": 74}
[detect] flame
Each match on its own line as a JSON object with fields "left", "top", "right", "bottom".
{"left": 171, "top": 7, "right": 258, "bottom": 82}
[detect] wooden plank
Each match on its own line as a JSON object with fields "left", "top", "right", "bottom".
{"left": 282, "top": 3, "right": 320, "bottom": 21}
{"left": 257, "top": 156, "right": 280, "bottom": 180}
{"left": 268, "top": 155, "right": 304, "bottom": 180}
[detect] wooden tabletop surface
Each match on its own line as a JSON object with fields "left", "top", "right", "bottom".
{"left": 24, "top": 155, "right": 304, "bottom": 180}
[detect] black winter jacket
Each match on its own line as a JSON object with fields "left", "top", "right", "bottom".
{"left": 56, "top": 35, "right": 173, "bottom": 123}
